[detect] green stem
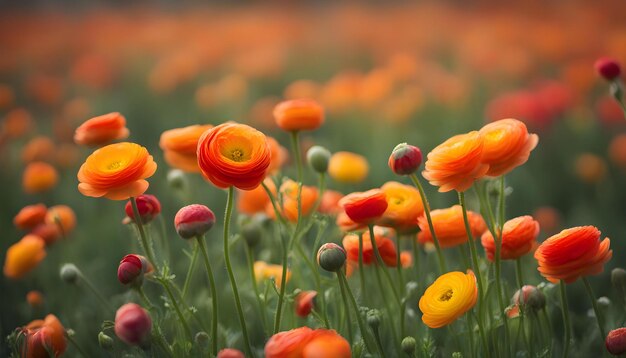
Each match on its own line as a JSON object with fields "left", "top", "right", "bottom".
{"left": 372, "top": 325, "right": 388, "bottom": 358}
{"left": 182, "top": 242, "right": 199, "bottom": 299}
{"left": 78, "top": 272, "right": 115, "bottom": 313}
{"left": 196, "top": 235, "right": 219, "bottom": 356}
{"left": 337, "top": 271, "right": 379, "bottom": 355}
{"left": 395, "top": 232, "right": 405, "bottom": 295}
{"left": 65, "top": 332, "right": 89, "bottom": 358}
{"left": 582, "top": 277, "right": 607, "bottom": 339}
{"left": 160, "top": 278, "right": 193, "bottom": 342}
{"left": 274, "top": 231, "right": 289, "bottom": 334}
{"left": 130, "top": 197, "right": 159, "bottom": 272}
{"left": 516, "top": 258, "right": 531, "bottom": 357}
{"left": 157, "top": 214, "right": 170, "bottom": 264}
{"left": 136, "top": 286, "right": 154, "bottom": 310}
{"left": 336, "top": 269, "right": 353, "bottom": 342}
{"left": 310, "top": 172, "right": 326, "bottom": 215}
{"left": 294, "top": 242, "right": 330, "bottom": 328}
{"left": 358, "top": 232, "right": 366, "bottom": 300}
{"left": 559, "top": 280, "right": 571, "bottom": 358}
{"left": 246, "top": 245, "right": 268, "bottom": 336}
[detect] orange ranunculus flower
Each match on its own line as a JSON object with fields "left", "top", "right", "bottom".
{"left": 14, "top": 204, "right": 47, "bottom": 230}
{"left": 318, "top": 190, "right": 344, "bottom": 215}
{"left": 328, "top": 151, "right": 369, "bottom": 184}
{"left": 400, "top": 251, "right": 413, "bottom": 268}
{"left": 197, "top": 122, "right": 271, "bottom": 190}
{"left": 575, "top": 153, "right": 607, "bottom": 184}
{"left": 336, "top": 211, "right": 365, "bottom": 233}
{"left": 419, "top": 270, "right": 478, "bottom": 328}
{"left": 31, "top": 224, "right": 62, "bottom": 245}
{"left": 4, "top": 235, "right": 47, "bottom": 279}
{"left": 159, "top": 124, "right": 213, "bottom": 172}
{"left": 267, "top": 136, "right": 289, "bottom": 174}
{"left": 302, "top": 330, "right": 351, "bottom": 358}
{"left": 342, "top": 226, "right": 398, "bottom": 266}
{"left": 254, "top": 261, "right": 291, "bottom": 289}
{"left": 422, "top": 131, "right": 489, "bottom": 192}
{"left": 77, "top": 142, "right": 157, "bottom": 200}
{"left": 273, "top": 98, "right": 325, "bottom": 132}
{"left": 479, "top": 118, "right": 539, "bottom": 177}
{"left": 417, "top": 205, "right": 487, "bottom": 249}
{"left": 21, "top": 314, "right": 67, "bottom": 358}
{"left": 378, "top": 181, "right": 424, "bottom": 232}
{"left": 2, "top": 108, "right": 34, "bottom": 139}
{"left": 45, "top": 205, "right": 77, "bottom": 234}
{"left": 22, "top": 136, "right": 55, "bottom": 163}
{"left": 26, "top": 290, "right": 44, "bottom": 308}
{"left": 481, "top": 215, "right": 539, "bottom": 261}
{"left": 237, "top": 178, "right": 275, "bottom": 215}
{"left": 74, "top": 112, "right": 130, "bottom": 146}
{"left": 534, "top": 226, "right": 612, "bottom": 284}
{"left": 340, "top": 189, "right": 388, "bottom": 225}
{"left": 265, "top": 327, "right": 350, "bottom": 358}
{"left": 23, "top": 162, "right": 58, "bottom": 194}
{"left": 270, "top": 179, "right": 319, "bottom": 222}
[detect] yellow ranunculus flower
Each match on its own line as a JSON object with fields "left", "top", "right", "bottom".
{"left": 328, "top": 151, "right": 369, "bottom": 184}
{"left": 419, "top": 270, "right": 478, "bottom": 328}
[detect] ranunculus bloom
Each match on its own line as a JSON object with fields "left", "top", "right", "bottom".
{"left": 400, "top": 251, "right": 413, "bottom": 268}
{"left": 339, "top": 189, "right": 388, "bottom": 225}
{"left": 265, "top": 327, "right": 350, "bottom": 358}
{"left": 419, "top": 270, "right": 478, "bottom": 328}
{"left": 335, "top": 211, "right": 365, "bottom": 233}
{"left": 478, "top": 118, "right": 538, "bottom": 177}
{"left": 273, "top": 98, "right": 325, "bottom": 132}
{"left": 318, "top": 190, "right": 344, "bottom": 215}
{"left": 378, "top": 181, "right": 424, "bottom": 232}
{"left": 174, "top": 204, "right": 216, "bottom": 239}
{"left": 302, "top": 330, "right": 351, "bottom": 358}
{"left": 422, "top": 131, "right": 489, "bottom": 192}
{"left": 342, "top": 226, "right": 398, "bottom": 266}
{"left": 254, "top": 261, "right": 291, "bottom": 289}
{"left": 159, "top": 124, "right": 213, "bottom": 172}
{"left": 23, "top": 162, "right": 58, "bottom": 194}
{"left": 237, "top": 178, "right": 274, "bottom": 215}
{"left": 3, "top": 235, "right": 47, "bottom": 279}
{"left": 2, "top": 108, "right": 33, "bottom": 139}
{"left": 197, "top": 122, "right": 271, "bottom": 190}
{"left": 534, "top": 226, "right": 612, "bottom": 283}
{"left": 481, "top": 215, "right": 539, "bottom": 261}
{"left": 26, "top": 290, "right": 44, "bottom": 308}
{"left": 269, "top": 179, "right": 318, "bottom": 222}
{"left": 45, "top": 205, "right": 77, "bottom": 234}
{"left": 13, "top": 204, "right": 47, "bottom": 230}
{"left": 417, "top": 205, "right": 487, "bottom": 249}
{"left": 115, "top": 303, "right": 152, "bottom": 346}
{"left": 532, "top": 206, "right": 561, "bottom": 236}
{"left": 575, "top": 153, "right": 607, "bottom": 184}
{"left": 21, "top": 136, "right": 55, "bottom": 163}
{"left": 295, "top": 290, "right": 317, "bottom": 317}
{"left": 267, "top": 136, "right": 289, "bottom": 174}
{"left": 77, "top": 142, "right": 157, "bottom": 200}
{"left": 21, "top": 314, "right": 67, "bottom": 358}
{"left": 606, "top": 328, "right": 626, "bottom": 355}
{"left": 217, "top": 348, "right": 246, "bottom": 358}
{"left": 118, "top": 254, "right": 153, "bottom": 285}
{"left": 31, "top": 223, "right": 61, "bottom": 245}
{"left": 124, "top": 194, "right": 161, "bottom": 224}
{"left": 328, "top": 151, "right": 369, "bottom": 184}
{"left": 74, "top": 112, "right": 130, "bottom": 146}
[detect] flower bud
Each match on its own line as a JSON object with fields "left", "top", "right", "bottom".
{"left": 125, "top": 195, "right": 161, "bottom": 224}
{"left": 60, "top": 263, "right": 79, "bottom": 284}
{"left": 167, "top": 169, "right": 188, "bottom": 190}
{"left": 317, "top": 243, "right": 346, "bottom": 272}
{"left": 388, "top": 143, "right": 423, "bottom": 175}
{"left": 98, "top": 332, "right": 114, "bottom": 350}
{"left": 195, "top": 331, "right": 210, "bottom": 349}
{"left": 606, "top": 328, "right": 626, "bottom": 355}
{"left": 367, "top": 309, "right": 381, "bottom": 330}
{"left": 595, "top": 57, "right": 622, "bottom": 81}
{"left": 174, "top": 204, "right": 216, "bottom": 239}
{"left": 295, "top": 290, "right": 317, "bottom": 317}
{"left": 598, "top": 296, "right": 611, "bottom": 309}
{"left": 401, "top": 336, "right": 417, "bottom": 355}
{"left": 612, "top": 268, "right": 626, "bottom": 288}
{"left": 512, "top": 285, "right": 545, "bottom": 312}
{"left": 307, "top": 146, "right": 331, "bottom": 173}
{"left": 217, "top": 348, "right": 246, "bottom": 358}
{"left": 117, "top": 254, "right": 152, "bottom": 286}
{"left": 114, "top": 303, "right": 152, "bottom": 346}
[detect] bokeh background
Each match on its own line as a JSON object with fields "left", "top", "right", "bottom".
{"left": 2, "top": 1, "right": 626, "bottom": 356}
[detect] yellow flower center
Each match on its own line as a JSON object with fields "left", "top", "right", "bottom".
{"left": 107, "top": 161, "right": 123, "bottom": 170}
{"left": 230, "top": 149, "right": 245, "bottom": 162}
{"left": 439, "top": 289, "right": 454, "bottom": 302}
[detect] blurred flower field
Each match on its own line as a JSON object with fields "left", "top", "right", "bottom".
{"left": 3, "top": 1, "right": 626, "bottom": 357}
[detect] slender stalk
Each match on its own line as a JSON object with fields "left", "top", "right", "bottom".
{"left": 135, "top": 286, "right": 154, "bottom": 310}
{"left": 157, "top": 214, "right": 170, "bottom": 264}
{"left": 130, "top": 197, "right": 159, "bottom": 272}
{"left": 196, "top": 235, "right": 219, "bottom": 356}
{"left": 367, "top": 225, "right": 401, "bottom": 304}
{"left": 310, "top": 172, "right": 326, "bottom": 214}
{"left": 223, "top": 187, "right": 253, "bottom": 357}
{"left": 182, "top": 242, "right": 199, "bottom": 299}
{"left": 336, "top": 270, "right": 353, "bottom": 342}
{"left": 559, "top": 280, "right": 571, "bottom": 358}
{"left": 582, "top": 277, "right": 607, "bottom": 339}
{"left": 409, "top": 174, "right": 447, "bottom": 273}
{"left": 372, "top": 325, "right": 388, "bottom": 358}
{"left": 358, "top": 232, "right": 366, "bottom": 299}
{"left": 411, "top": 235, "right": 420, "bottom": 282}
{"left": 246, "top": 245, "right": 268, "bottom": 335}
{"left": 337, "top": 271, "right": 379, "bottom": 355}
{"left": 516, "top": 258, "right": 531, "bottom": 357}
{"left": 274, "top": 232, "right": 289, "bottom": 334}
{"left": 395, "top": 232, "right": 405, "bottom": 295}
{"left": 294, "top": 242, "right": 330, "bottom": 328}
{"left": 160, "top": 278, "right": 193, "bottom": 342}
{"left": 65, "top": 332, "right": 89, "bottom": 357}
{"left": 78, "top": 272, "right": 115, "bottom": 313}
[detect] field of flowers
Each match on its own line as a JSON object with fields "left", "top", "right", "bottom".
{"left": 3, "top": 1, "right": 626, "bottom": 357}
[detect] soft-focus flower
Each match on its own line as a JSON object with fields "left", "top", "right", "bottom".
{"left": 595, "top": 57, "right": 621, "bottom": 81}
{"left": 26, "top": 290, "right": 44, "bottom": 308}
{"left": 2, "top": 108, "right": 34, "bottom": 139}
{"left": 115, "top": 303, "right": 152, "bottom": 346}
{"left": 3, "top": 235, "right": 47, "bottom": 279}
{"left": 159, "top": 124, "right": 213, "bottom": 172}
{"left": 74, "top": 112, "right": 130, "bottom": 146}
{"left": 265, "top": 327, "right": 350, "bottom": 358}
{"left": 302, "top": 330, "right": 351, "bottom": 358}
{"left": 511, "top": 285, "right": 546, "bottom": 312}
{"left": 532, "top": 206, "right": 561, "bottom": 236}
{"left": 481, "top": 216, "right": 540, "bottom": 261}
{"left": 22, "top": 136, "right": 55, "bottom": 163}
{"left": 77, "top": 142, "right": 157, "bottom": 200}
{"left": 13, "top": 204, "right": 47, "bottom": 230}
{"left": 23, "top": 162, "right": 58, "bottom": 194}
{"left": 273, "top": 98, "right": 325, "bottom": 132}
{"left": 31, "top": 223, "right": 62, "bottom": 245}
{"left": 174, "top": 204, "right": 216, "bottom": 239}
{"left": 335, "top": 211, "right": 364, "bottom": 233}
{"left": 328, "top": 151, "right": 369, "bottom": 184}
{"left": 21, "top": 314, "right": 67, "bottom": 358}
{"left": 342, "top": 227, "right": 398, "bottom": 266}
{"left": 478, "top": 118, "right": 538, "bottom": 177}
{"left": 318, "top": 190, "right": 343, "bottom": 215}
{"left": 197, "top": 122, "right": 271, "bottom": 190}
{"left": 124, "top": 194, "right": 161, "bottom": 224}
{"left": 422, "top": 131, "right": 489, "bottom": 192}
{"left": 575, "top": 153, "right": 607, "bottom": 183}
{"left": 401, "top": 251, "right": 413, "bottom": 268}
{"left": 417, "top": 205, "right": 487, "bottom": 248}
{"left": 419, "top": 270, "right": 478, "bottom": 328}
{"left": 606, "top": 328, "right": 626, "bottom": 355}
{"left": 0, "top": 84, "right": 15, "bottom": 109}
{"left": 609, "top": 134, "right": 626, "bottom": 168}
{"left": 339, "top": 189, "right": 388, "bottom": 225}
{"left": 378, "top": 181, "right": 424, "bottom": 232}
{"left": 271, "top": 179, "right": 318, "bottom": 222}
{"left": 237, "top": 178, "right": 274, "bottom": 215}
{"left": 45, "top": 205, "right": 76, "bottom": 234}
{"left": 267, "top": 136, "right": 289, "bottom": 174}
{"left": 117, "top": 254, "right": 153, "bottom": 286}
{"left": 295, "top": 290, "right": 317, "bottom": 317}
{"left": 534, "top": 226, "right": 612, "bottom": 283}
{"left": 254, "top": 261, "right": 291, "bottom": 288}
{"left": 388, "top": 143, "right": 423, "bottom": 176}
{"left": 217, "top": 348, "right": 246, "bottom": 358}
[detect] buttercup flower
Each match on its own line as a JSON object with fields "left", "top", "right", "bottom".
{"left": 481, "top": 215, "right": 540, "bottom": 261}
{"left": 419, "top": 270, "right": 478, "bottom": 328}
{"left": 302, "top": 330, "right": 351, "bottom": 358}
{"left": 23, "top": 162, "right": 58, "bottom": 194}
{"left": 378, "top": 181, "right": 424, "bottom": 231}
{"left": 254, "top": 261, "right": 291, "bottom": 288}
{"left": 77, "top": 142, "right": 157, "bottom": 200}
{"left": 22, "top": 136, "right": 55, "bottom": 163}
{"left": 31, "top": 223, "right": 61, "bottom": 245}
{"left": 417, "top": 205, "right": 487, "bottom": 248}
{"left": 273, "top": 98, "right": 325, "bottom": 132}
{"left": 336, "top": 211, "right": 364, "bottom": 233}
{"left": 534, "top": 226, "right": 612, "bottom": 283}
{"left": 197, "top": 122, "right": 271, "bottom": 190}
{"left": 478, "top": 118, "right": 538, "bottom": 177}
{"left": 4, "top": 235, "right": 47, "bottom": 279}
{"left": 124, "top": 194, "right": 161, "bottom": 224}
{"left": 13, "top": 204, "right": 47, "bottom": 230}
{"left": 21, "top": 314, "right": 67, "bottom": 358}
{"left": 174, "top": 204, "right": 216, "bottom": 239}
{"left": 328, "top": 151, "right": 369, "bottom": 184}
{"left": 339, "top": 189, "right": 388, "bottom": 224}
{"left": 265, "top": 327, "right": 350, "bottom": 358}
{"left": 45, "top": 205, "right": 77, "bottom": 234}
{"left": 342, "top": 227, "right": 398, "bottom": 266}
{"left": 422, "top": 131, "right": 489, "bottom": 192}
{"left": 159, "top": 124, "right": 213, "bottom": 172}
{"left": 295, "top": 290, "right": 317, "bottom": 317}
{"left": 115, "top": 303, "right": 152, "bottom": 346}
{"left": 74, "top": 112, "right": 130, "bottom": 146}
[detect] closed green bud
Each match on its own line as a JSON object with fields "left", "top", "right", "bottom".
{"left": 316, "top": 243, "right": 346, "bottom": 272}
{"left": 98, "top": 332, "right": 114, "bottom": 350}
{"left": 194, "top": 331, "right": 210, "bottom": 349}
{"left": 367, "top": 309, "right": 381, "bottom": 329}
{"left": 167, "top": 169, "right": 188, "bottom": 190}
{"left": 238, "top": 214, "right": 264, "bottom": 247}
{"left": 60, "top": 263, "right": 80, "bottom": 284}
{"left": 612, "top": 268, "right": 626, "bottom": 288}
{"left": 307, "top": 146, "right": 331, "bottom": 173}
{"left": 401, "top": 336, "right": 417, "bottom": 355}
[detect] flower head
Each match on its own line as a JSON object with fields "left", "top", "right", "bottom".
{"left": 417, "top": 205, "right": 486, "bottom": 249}
{"left": 254, "top": 261, "right": 291, "bottom": 288}
{"left": 125, "top": 194, "right": 161, "bottom": 224}
{"left": 23, "top": 162, "right": 58, "bottom": 194}
{"left": 606, "top": 328, "right": 626, "bottom": 355}
{"left": 115, "top": 303, "right": 152, "bottom": 346}
{"left": 265, "top": 327, "right": 350, "bottom": 358}
{"left": 342, "top": 227, "right": 397, "bottom": 266}
{"left": 388, "top": 143, "right": 423, "bottom": 175}
{"left": 273, "top": 98, "right": 325, "bottom": 132}
{"left": 159, "top": 124, "right": 213, "bottom": 172}
{"left": 13, "top": 204, "right": 47, "bottom": 230}
{"left": 4, "top": 235, "right": 46, "bottom": 279}
{"left": 74, "top": 112, "right": 129, "bottom": 146}
{"left": 595, "top": 57, "right": 621, "bottom": 81}
{"left": 378, "top": 181, "right": 424, "bottom": 232}
{"left": 481, "top": 215, "right": 539, "bottom": 261}
{"left": 419, "top": 271, "right": 478, "bottom": 328}
{"left": 328, "top": 151, "right": 369, "bottom": 184}
{"left": 295, "top": 290, "right": 317, "bottom": 318}
{"left": 26, "top": 290, "right": 44, "bottom": 308}
{"left": 339, "top": 189, "right": 388, "bottom": 225}
{"left": 117, "top": 254, "right": 153, "bottom": 286}
{"left": 479, "top": 118, "right": 538, "bottom": 177}
{"left": 271, "top": 179, "right": 318, "bottom": 222}
{"left": 217, "top": 348, "right": 246, "bottom": 358}
{"left": 174, "top": 204, "right": 216, "bottom": 239}
{"left": 45, "top": 205, "right": 76, "bottom": 234}
{"left": 21, "top": 314, "right": 67, "bottom": 358}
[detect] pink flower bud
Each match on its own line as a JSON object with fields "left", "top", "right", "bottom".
{"left": 512, "top": 285, "right": 545, "bottom": 312}
{"left": 117, "top": 254, "right": 152, "bottom": 286}
{"left": 174, "top": 204, "right": 216, "bottom": 239}
{"left": 217, "top": 348, "right": 246, "bottom": 358}
{"left": 595, "top": 57, "right": 622, "bottom": 81}
{"left": 114, "top": 303, "right": 152, "bottom": 346}
{"left": 388, "top": 143, "right": 423, "bottom": 176}
{"left": 606, "top": 328, "right": 626, "bottom": 355}
{"left": 125, "top": 195, "right": 161, "bottom": 224}
{"left": 295, "top": 290, "right": 317, "bottom": 317}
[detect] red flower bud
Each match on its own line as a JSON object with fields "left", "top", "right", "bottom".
{"left": 295, "top": 290, "right": 317, "bottom": 317}
{"left": 125, "top": 194, "right": 161, "bottom": 224}
{"left": 388, "top": 143, "right": 423, "bottom": 176}
{"left": 595, "top": 57, "right": 622, "bottom": 81}
{"left": 117, "top": 254, "right": 152, "bottom": 286}
{"left": 217, "top": 348, "right": 246, "bottom": 358}
{"left": 114, "top": 303, "right": 152, "bottom": 346}
{"left": 606, "top": 327, "right": 626, "bottom": 355}
{"left": 174, "top": 204, "right": 216, "bottom": 239}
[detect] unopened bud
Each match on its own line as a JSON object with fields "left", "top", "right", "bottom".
{"left": 195, "top": 331, "right": 210, "bottom": 349}
{"left": 60, "top": 263, "right": 79, "bottom": 284}
{"left": 401, "top": 336, "right": 417, "bottom": 355}
{"left": 174, "top": 204, "right": 216, "bottom": 239}
{"left": 367, "top": 309, "right": 381, "bottom": 330}
{"left": 167, "top": 169, "right": 187, "bottom": 190}
{"left": 317, "top": 243, "right": 346, "bottom": 272}
{"left": 98, "top": 332, "right": 114, "bottom": 350}
{"left": 512, "top": 285, "right": 545, "bottom": 312}
{"left": 388, "top": 143, "right": 423, "bottom": 176}
{"left": 307, "top": 146, "right": 331, "bottom": 173}
{"left": 595, "top": 57, "right": 621, "bottom": 81}
{"left": 612, "top": 268, "right": 626, "bottom": 288}
{"left": 606, "top": 328, "right": 626, "bottom": 355}
{"left": 114, "top": 303, "right": 152, "bottom": 347}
